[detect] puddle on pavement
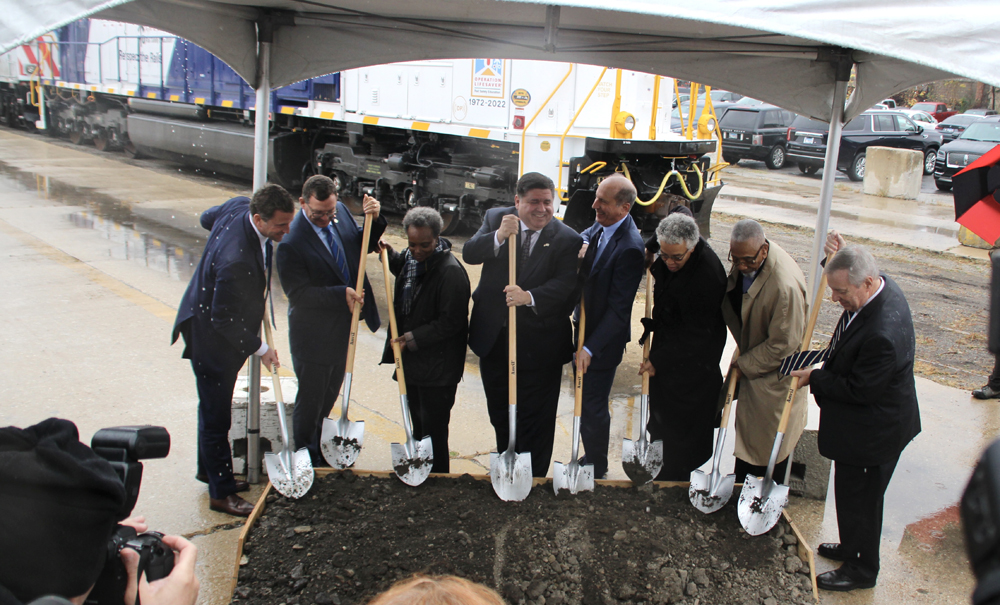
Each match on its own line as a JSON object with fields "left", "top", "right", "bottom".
{"left": 0, "top": 160, "right": 204, "bottom": 282}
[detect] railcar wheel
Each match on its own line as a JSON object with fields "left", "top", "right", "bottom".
{"left": 68, "top": 129, "right": 84, "bottom": 145}
{"left": 440, "top": 210, "right": 460, "bottom": 236}
{"left": 93, "top": 133, "right": 109, "bottom": 152}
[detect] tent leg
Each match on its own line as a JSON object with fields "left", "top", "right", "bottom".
{"left": 807, "top": 76, "right": 849, "bottom": 307}
{"left": 246, "top": 30, "right": 272, "bottom": 485}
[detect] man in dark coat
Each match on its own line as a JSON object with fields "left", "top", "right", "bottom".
{"left": 639, "top": 213, "right": 728, "bottom": 481}
{"left": 792, "top": 239, "right": 921, "bottom": 591}
{"left": 575, "top": 175, "right": 645, "bottom": 479}
{"left": 380, "top": 207, "right": 471, "bottom": 473}
{"left": 172, "top": 185, "right": 295, "bottom": 516}
{"left": 276, "top": 175, "right": 385, "bottom": 468}
{"left": 464, "top": 172, "right": 583, "bottom": 477}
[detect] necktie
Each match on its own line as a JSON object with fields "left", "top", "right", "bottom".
{"left": 778, "top": 311, "right": 854, "bottom": 376}
{"left": 323, "top": 225, "right": 352, "bottom": 281}
{"left": 521, "top": 229, "right": 536, "bottom": 263}
{"left": 265, "top": 240, "right": 275, "bottom": 327}
{"left": 586, "top": 228, "right": 605, "bottom": 271}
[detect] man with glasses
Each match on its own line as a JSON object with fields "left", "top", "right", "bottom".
{"left": 721, "top": 219, "right": 808, "bottom": 486}
{"left": 276, "top": 175, "right": 385, "bottom": 468}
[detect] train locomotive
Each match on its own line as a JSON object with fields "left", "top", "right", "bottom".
{"left": 0, "top": 18, "right": 727, "bottom": 235}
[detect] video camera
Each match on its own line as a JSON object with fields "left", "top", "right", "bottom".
{"left": 84, "top": 426, "right": 172, "bottom": 605}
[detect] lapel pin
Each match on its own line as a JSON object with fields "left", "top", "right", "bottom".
{"left": 543, "top": 243, "right": 550, "bottom": 247}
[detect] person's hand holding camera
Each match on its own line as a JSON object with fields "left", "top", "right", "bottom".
{"left": 120, "top": 535, "right": 199, "bottom": 605}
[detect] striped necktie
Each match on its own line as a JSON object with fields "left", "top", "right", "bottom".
{"left": 778, "top": 311, "right": 853, "bottom": 376}
{"left": 323, "top": 224, "right": 352, "bottom": 281}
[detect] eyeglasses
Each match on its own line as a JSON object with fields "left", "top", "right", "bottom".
{"left": 657, "top": 248, "right": 692, "bottom": 263}
{"left": 305, "top": 205, "right": 336, "bottom": 219}
{"left": 727, "top": 242, "right": 767, "bottom": 267}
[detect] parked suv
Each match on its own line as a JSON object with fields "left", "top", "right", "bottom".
{"left": 718, "top": 104, "right": 796, "bottom": 169}
{"left": 937, "top": 114, "right": 985, "bottom": 141}
{"left": 786, "top": 110, "right": 944, "bottom": 181}
{"left": 933, "top": 116, "right": 1000, "bottom": 191}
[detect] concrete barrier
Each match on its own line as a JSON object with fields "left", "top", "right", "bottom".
{"left": 788, "top": 429, "right": 831, "bottom": 500}
{"left": 863, "top": 146, "right": 923, "bottom": 200}
{"left": 230, "top": 375, "right": 299, "bottom": 475}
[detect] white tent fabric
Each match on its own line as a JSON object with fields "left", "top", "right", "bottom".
{"left": 2, "top": 0, "right": 997, "bottom": 122}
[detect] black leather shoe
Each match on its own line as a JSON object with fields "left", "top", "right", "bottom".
{"left": 973, "top": 385, "right": 1000, "bottom": 400}
{"left": 816, "top": 567, "right": 876, "bottom": 592}
{"left": 818, "top": 542, "right": 848, "bottom": 561}
{"left": 209, "top": 494, "right": 255, "bottom": 517}
{"left": 196, "top": 473, "right": 250, "bottom": 492}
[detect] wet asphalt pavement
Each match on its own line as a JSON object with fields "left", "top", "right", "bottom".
{"left": 0, "top": 127, "right": 989, "bottom": 604}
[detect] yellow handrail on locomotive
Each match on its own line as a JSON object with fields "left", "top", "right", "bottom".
{"left": 620, "top": 161, "right": 704, "bottom": 207}
{"left": 649, "top": 75, "right": 662, "bottom": 140}
{"left": 557, "top": 67, "right": 608, "bottom": 200}
{"left": 519, "top": 63, "right": 574, "bottom": 177}
{"left": 580, "top": 161, "right": 606, "bottom": 175}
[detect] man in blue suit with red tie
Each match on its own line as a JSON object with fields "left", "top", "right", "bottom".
{"left": 172, "top": 185, "right": 296, "bottom": 516}
{"left": 276, "top": 175, "right": 385, "bottom": 468}
{"left": 575, "top": 175, "right": 645, "bottom": 478}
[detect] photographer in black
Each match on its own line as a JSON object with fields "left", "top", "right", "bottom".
{"left": 0, "top": 418, "right": 198, "bottom": 605}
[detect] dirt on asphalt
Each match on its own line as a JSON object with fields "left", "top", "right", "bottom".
{"left": 235, "top": 472, "right": 815, "bottom": 605}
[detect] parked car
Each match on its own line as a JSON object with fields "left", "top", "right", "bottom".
{"left": 673, "top": 89, "right": 742, "bottom": 108}
{"left": 735, "top": 97, "right": 766, "bottom": 106}
{"left": 964, "top": 108, "right": 998, "bottom": 116}
{"left": 898, "top": 109, "right": 938, "bottom": 131}
{"left": 936, "top": 114, "right": 985, "bottom": 142}
{"left": 717, "top": 104, "right": 796, "bottom": 169}
{"left": 786, "top": 110, "right": 944, "bottom": 181}
{"left": 933, "top": 116, "right": 1000, "bottom": 191}
{"left": 911, "top": 101, "right": 958, "bottom": 122}
{"left": 670, "top": 100, "right": 735, "bottom": 133}
{"left": 881, "top": 98, "right": 898, "bottom": 109}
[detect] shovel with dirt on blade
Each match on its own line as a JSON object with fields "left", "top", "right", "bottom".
{"left": 689, "top": 348, "right": 740, "bottom": 514}
{"left": 380, "top": 247, "right": 433, "bottom": 486}
{"left": 738, "top": 260, "right": 828, "bottom": 535}
{"left": 622, "top": 268, "right": 664, "bottom": 484}
{"left": 490, "top": 230, "right": 533, "bottom": 502}
{"left": 320, "top": 201, "right": 376, "bottom": 468}
{"left": 553, "top": 299, "right": 595, "bottom": 495}
{"left": 261, "top": 316, "right": 314, "bottom": 499}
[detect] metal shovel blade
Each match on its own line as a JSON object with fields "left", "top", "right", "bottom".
{"left": 689, "top": 469, "right": 736, "bottom": 514}
{"left": 391, "top": 436, "right": 434, "bottom": 487}
{"left": 737, "top": 474, "right": 790, "bottom": 536}
{"left": 490, "top": 449, "right": 533, "bottom": 502}
{"left": 553, "top": 460, "right": 595, "bottom": 495}
{"left": 320, "top": 416, "right": 365, "bottom": 469}
{"left": 621, "top": 437, "right": 664, "bottom": 485}
{"left": 264, "top": 447, "right": 314, "bottom": 500}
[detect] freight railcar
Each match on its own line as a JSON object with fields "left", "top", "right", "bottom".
{"left": 0, "top": 19, "right": 727, "bottom": 235}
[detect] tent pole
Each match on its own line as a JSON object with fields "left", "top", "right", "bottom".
{"left": 807, "top": 60, "right": 852, "bottom": 307}
{"left": 246, "top": 24, "right": 272, "bottom": 485}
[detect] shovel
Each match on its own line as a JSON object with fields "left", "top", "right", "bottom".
{"left": 320, "top": 204, "right": 375, "bottom": 468}
{"left": 381, "top": 248, "right": 434, "bottom": 486}
{"left": 490, "top": 229, "right": 533, "bottom": 502}
{"left": 261, "top": 316, "right": 314, "bottom": 499}
{"left": 622, "top": 268, "right": 664, "bottom": 484}
{"left": 738, "top": 263, "right": 828, "bottom": 535}
{"left": 689, "top": 348, "right": 740, "bottom": 514}
{"left": 553, "top": 299, "right": 595, "bottom": 495}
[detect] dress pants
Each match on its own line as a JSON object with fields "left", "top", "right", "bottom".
{"left": 192, "top": 360, "right": 240, "bottom": 500}
{"left": 734, "top": 457, "right": 790, "bottom": 486}
{"left": 833, "top": 455, "right": 901, "bottom": 580}
{"left": 480, "top": 328, "right": 563, "bottom": 477}
{"left": 577, "top": 366, "right": 616, "bottom": 478}
{"left": 406, "top": 383, "right": 458, "bottom": 474}
{"left": 988, "top": 353, "right": 1000, "bottom": 389}
{"left": 292, "top": 358, "right": 345, "bottom": 467}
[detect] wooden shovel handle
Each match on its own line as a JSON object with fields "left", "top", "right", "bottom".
{"left": 574, "top": 299, "right": 587, "bottom": 417}
{"left": 380, "top": 249, "right": 407, "bottom": 395}
{"left": 640, "top": 268, "right": 653, "bottom": 396}
{"left": 508, "top": 231, "right": 517, "bottom": 407}
{"left": 344, "top": 209, "right": 375, "bottom": 373}
{"left": 261, "top": 314, "right": 283, "bottom": 404}
{"left": 776, "top": 256, "right": 831, "bottom": 434}
{"left": 719, "top": 348, "right": 740, "bottom": 429}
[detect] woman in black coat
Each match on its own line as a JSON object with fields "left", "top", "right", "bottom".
{"left": 380, "top": 207, "right": 471, "bottom": 473}
{"left": 639, "top": 213, "right": 728, "bottom": 481}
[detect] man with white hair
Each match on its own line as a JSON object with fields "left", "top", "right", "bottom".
{"left": 792, "top": 235, "right": 921, "bottom": 592}
{"left": 721, "top": 219, "right": 808, "bottom": 487}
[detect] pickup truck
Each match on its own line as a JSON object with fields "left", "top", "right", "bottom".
{"left": 911, "top": 102, "right": 958, "bottom": 122}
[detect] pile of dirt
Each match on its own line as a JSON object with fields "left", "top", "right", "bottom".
{"left": 234, "top": 472, "right": 815, "bottom": 605}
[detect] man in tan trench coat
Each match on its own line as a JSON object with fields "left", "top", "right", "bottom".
{"left": 721, "top": 219, "right": 808, "bottom": 484}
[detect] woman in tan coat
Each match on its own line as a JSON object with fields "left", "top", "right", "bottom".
{"left": 721, "top": 219, "right": 808, "bottom": 484}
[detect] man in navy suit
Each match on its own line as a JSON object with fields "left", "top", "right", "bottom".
{"left": 793, "top": 238, "right": 921, "bottom": 591}
{"left": 464, "top": 172, "right": 583, "bottom": 477}
{"left": 172, "top": 185, "right": 296, "bottom": 516}
{"left": 276, "top": 175, "right": 385, "bottom": 467}
{"left": 575, "top": 175, "right": 645, "bottom": 479}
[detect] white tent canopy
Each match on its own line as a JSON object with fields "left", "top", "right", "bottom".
{"left": 3, "top": 0, "right": 998, "bottom": 123}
